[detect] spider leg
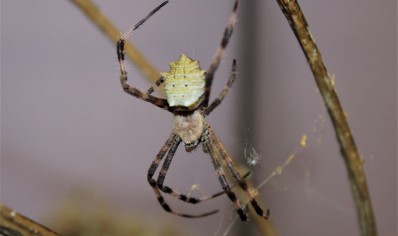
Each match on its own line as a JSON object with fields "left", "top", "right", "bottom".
{"left": 117, "top": 41, "right": 171, "bottom": 112}
{"left": 204, "top": 59, "right": 237, "bottom": 116}
{"left": 158, "top": 166, "right": 251, "bottom": 204}
{"left": 119, "top": 1, "right": 169, "bottom": 41}
{"left": 203, "top": 0, "right": 239, "bottom": 107}
{"left": 157, "top": 142, "right": 251, "bottom": 203}
{"left": 146, "top": 76, "right": 165, "bottom": 95}
{"left": 202, "top": 130, "right": 248, "bottom": 221}
{"left": 148, "top": 133, "right": 218, "bottom": 218}
{"left": 116, "top": 1, "right": 172, "bottom": 112}
{"left": 156, "top": 135, "right": 223, "bottom": 204}
{"left": 209, "top": 128, "right": 270, "bottom": 219}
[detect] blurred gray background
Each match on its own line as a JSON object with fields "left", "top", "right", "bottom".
{"left": 1, "top": 0, "right": 396, "bottom": 235}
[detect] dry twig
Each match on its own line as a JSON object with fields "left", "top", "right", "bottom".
{"left": 69, "top": 0, "right": 161, "bottom": 85}
{"left": 274, "top": 1, "right": 378, "bottom": 236}
{"left": 0, "top": 204, "right": 59, "bottom": 236}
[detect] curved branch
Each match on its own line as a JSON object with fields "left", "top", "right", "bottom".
{"left": 274, "top": 1, "right": 378, "bottom": 236}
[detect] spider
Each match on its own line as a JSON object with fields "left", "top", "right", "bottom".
{"left": 116, "top": 0, "right": 269, "bottom": 221}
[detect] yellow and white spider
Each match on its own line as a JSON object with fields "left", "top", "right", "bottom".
{"left": 116, "top": 0, "right": 269, "bottom": 221}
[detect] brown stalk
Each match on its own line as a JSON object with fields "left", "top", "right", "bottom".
{"left": 0, "top": 204, "right": 60, "bottom": 236}
{"left": 274, "top": 1, "right": 378, "bottom": 236}
{"left": 69, "top": 0, "right": 161, "bottom": 85}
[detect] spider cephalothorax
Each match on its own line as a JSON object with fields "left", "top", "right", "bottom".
{"left": 172, "top": 110, "right": 204, "bottom": 151}
{"left": 116, "top": 0, "right": 269, "bottom": 221}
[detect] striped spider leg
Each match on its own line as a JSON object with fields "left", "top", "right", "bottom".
{"left": 205, "top": 127, "right": 270, "bottom": 220}
{"left": 116, "top": 0, "right": 269, "bottom": 220}
{"left": 116, "top": 1, "right": 170, "bottom": 112}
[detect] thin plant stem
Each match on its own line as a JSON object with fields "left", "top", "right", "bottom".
{"left": 69, "top": 0, "right": 161, "bottom": 87}
{"left": 0, "top": 204, "right": 60, "bottom": 236}
{"left": 274, "top": 1, "right": 378, "bottom": 236}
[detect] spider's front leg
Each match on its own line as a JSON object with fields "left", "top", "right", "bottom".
{"left": 115, "top": 1, "right": 172, "bottom": 111}
{"left": 146, "top": 77, "right": 165, "bottom": 95}
{"left": 202, "top": 0, "right": 239, "bottom": 107}
{"left": 204, "top": 59, "right": 238, "bottom": 116}
{"left": 116, "top": 40, "right": 170, "bottom": 111}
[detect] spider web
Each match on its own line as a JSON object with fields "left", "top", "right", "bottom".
{"left": 212, "top": 112, "right": 327, "bottom": 236}
{"left": 173, "top": 111, "right": 327, "bottom": 236}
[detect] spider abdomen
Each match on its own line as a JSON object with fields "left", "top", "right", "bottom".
{"left": 172, "top": 110, "right": 204, "bottom": 146}
{"left": 161, "top": 54, "right": 206, "bottom": 109}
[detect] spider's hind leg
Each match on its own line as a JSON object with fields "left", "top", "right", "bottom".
{"left": 156, "top": 137, "right": 227, "bottom": 204}
{"left": 202, "top": 129, "right": 249, "bottom": 221}
{"left": 148, "top": 133, "right": 218, "bottom": 218}
{"left": 209, "top": 128, "right": 270, "bottom": 219}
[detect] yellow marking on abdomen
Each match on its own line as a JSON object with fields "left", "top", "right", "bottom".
{"left": 161, "top": 54, "right": 206, "bottom": 109}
